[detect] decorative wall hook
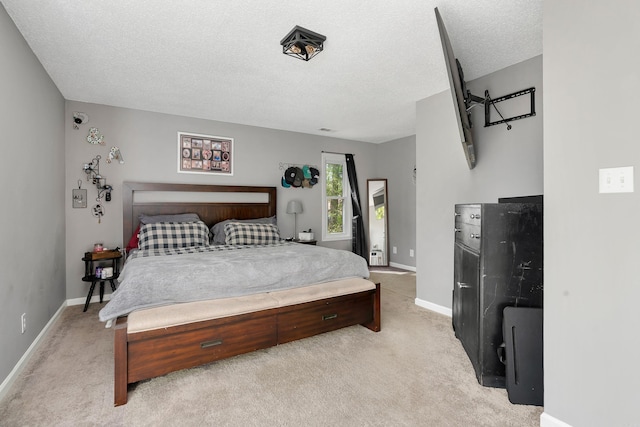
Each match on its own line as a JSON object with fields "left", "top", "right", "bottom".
{"left": 83, "top": 155, "right": 102, "bottom": 183}
{"left": 82, "top": 155, "right": 113, "bottom": 204}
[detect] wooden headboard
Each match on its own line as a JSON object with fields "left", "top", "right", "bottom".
{"left": 122, "top": 182, "right": 277, "bottom": 245}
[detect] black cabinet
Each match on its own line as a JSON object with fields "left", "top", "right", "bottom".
{"left": 453, "top": 244, "right": 480, "bottom": 361}
{"left": 453, "top": 203, "right": 543, "bottom": 388}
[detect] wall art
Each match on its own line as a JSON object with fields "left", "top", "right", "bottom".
{"left": 177, "top": 132, "right": 233, "bottom": 176}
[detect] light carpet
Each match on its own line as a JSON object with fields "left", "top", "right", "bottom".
{"left": 0, "top": 272, "right": 542, "bottom": 426}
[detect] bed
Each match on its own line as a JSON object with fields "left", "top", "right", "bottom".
{"left": 108, "top": 182, "right": 381, "bottom": 406}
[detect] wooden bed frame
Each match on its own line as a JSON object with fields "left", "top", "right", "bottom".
{"left": 114, "top": 182, "right": 381, "bottom": 406}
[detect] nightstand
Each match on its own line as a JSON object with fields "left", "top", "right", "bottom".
{"left": 293, "top": 239, "right": 317, "bottom": 245}
{"left": 82, "top": 250, "right": 122, "bottom": 312}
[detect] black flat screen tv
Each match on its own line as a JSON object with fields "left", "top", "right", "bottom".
{"left": 435, "top": 7, "right": 477, "bottom": 169}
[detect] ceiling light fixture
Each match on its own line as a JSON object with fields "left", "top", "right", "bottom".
{"left": 280, "top": 26, "right": 326, "bottom": 61}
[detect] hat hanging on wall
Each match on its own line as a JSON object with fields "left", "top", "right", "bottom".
{"left": 309, "top": 167, "right": 320, "bottom": 185}
{"left": 281, "top": 164, "right": 320, "bottom": 188}
{"left": 284, "top": 167, "right": 303, "bottom": 187}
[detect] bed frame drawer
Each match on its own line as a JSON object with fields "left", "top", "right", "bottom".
{"left": 127, "top": 315, "right": 277, "bottom": 383}
{"left": 277, "top": 292, "right": 374, "bottom": 344}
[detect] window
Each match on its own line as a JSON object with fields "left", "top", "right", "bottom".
{"left": 321, "top": 153, "right": 351, "bottom": 241}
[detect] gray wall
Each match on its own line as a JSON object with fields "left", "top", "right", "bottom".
{"left": 0, "top": 4, "right": 66, "bottom": 389}
{"left": 376, "top": 135, "right": 416, "bottom": 268}
{"left": 543, "top": 1, "right": 640, "bottom": 426}
{"left": 64, "top": 101, "right": 379, "bottom": 300}
{"left": 416, "top": 55, "right": 543, "bottom": 309}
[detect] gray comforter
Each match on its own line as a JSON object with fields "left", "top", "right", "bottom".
{"left": 98, "top": 242, "right": 369, "bottom": 322}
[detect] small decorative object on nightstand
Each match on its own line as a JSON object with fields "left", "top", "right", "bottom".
{"left": 298, "top": 229, "right": 314, "bottom": 241}
{"left": 82, "top": 249, "right": 122, "bottom": 312}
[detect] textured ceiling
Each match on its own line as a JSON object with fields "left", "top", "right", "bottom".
{"left": 2, "top": 0, "right": 542, "bottom": 143}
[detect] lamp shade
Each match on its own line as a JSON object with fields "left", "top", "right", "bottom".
{"left": 286, "top": 200, "right": 303, "bottom": 214}
{"left": 287, "top": 200, "right": 302, "bottom": 213}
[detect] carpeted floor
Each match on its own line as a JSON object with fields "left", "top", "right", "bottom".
{"left": 370, "top": 270, "right": 416, "bottom": 299}
{"left": 0, "top": 272, "right": 543, "bottom": 426}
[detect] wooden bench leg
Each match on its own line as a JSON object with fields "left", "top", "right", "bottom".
{"left": 362, "top": 282, "right": 381, "bottom": 332}
{"left": 114, "top": 317, "right": 128, "bottom": 406}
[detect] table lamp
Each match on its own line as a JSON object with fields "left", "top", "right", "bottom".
{"left": 286, "top": 200, "right": 303, "bottom": 239}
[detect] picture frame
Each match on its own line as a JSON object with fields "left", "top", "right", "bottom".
{"left": 177, "top": 131, "right": 233, "bottom": 176}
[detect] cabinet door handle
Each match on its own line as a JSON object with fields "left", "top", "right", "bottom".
{"left": 470, "top": 214, "right": 481, "bottom": 219}
{"left": 470, "top": 233, "right": 481, "bottom": 239}
{"left": 457, "top": 282, "right": 471, "bottom": 289}
{"left": 454, "top": 228, "right": 461, "bottom": 233}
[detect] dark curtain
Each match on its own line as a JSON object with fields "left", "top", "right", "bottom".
{"left": 345, "top": 154, "right": 367, "bottom": 262}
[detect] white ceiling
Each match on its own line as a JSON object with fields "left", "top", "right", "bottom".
{"left": 2, "top": 0, "right": 542, "bottom": 143}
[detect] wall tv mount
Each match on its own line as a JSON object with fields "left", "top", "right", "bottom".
{"left": 456, "top": 59, "right": 535, "bottom": 131}
{"left": 484, "top": 87, "right": 536, "bottom": 130}
{"left": 463, "top": 85, "right": 536, "bottom": 131}
{"left": 456, "top": 59, "right": 536, "bottom": 130}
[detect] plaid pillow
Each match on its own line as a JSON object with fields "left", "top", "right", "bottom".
{"left": 210, "top": 216, "right": 277, "bottom": 245}
{"left": 224, "top": 222, "right": 281, "bottom": 245}
{"left": 138, "top": 221, "right": 210, "bottom": 250}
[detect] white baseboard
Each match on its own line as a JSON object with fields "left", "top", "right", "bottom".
{"left": 0, "top": 301, "right": 67, "bottom": 402}
{"left": 541, "top": 412, "right": 573, "bottom": 427}
{"left": 415, "top": 297, "right": 452, "bottom": 317}
{"left": 66, "top": 293, "right": 112, "bottom": 307}
{"left": 389, "top": 262, "right": 416, "bottom": 272}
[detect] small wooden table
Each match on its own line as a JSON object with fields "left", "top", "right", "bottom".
{"left": 82, "top": 250, "right": 122, "bottom": 312}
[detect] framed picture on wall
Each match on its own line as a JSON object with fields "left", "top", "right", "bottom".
{"left": 177, "top": 131, "right": 233, "bottom": 176}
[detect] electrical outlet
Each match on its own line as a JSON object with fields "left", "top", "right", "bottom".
{"left": 410, "top": 249, "right": 414, "bottom": 257}
{"left": 393, "top": 246, "right": 397, "bottom": 254}
{"left": 21, "top": 313, "right": 26, "bottom": 334}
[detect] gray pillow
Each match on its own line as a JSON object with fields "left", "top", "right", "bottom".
{"left": 210, "top": 216, "right": 276, "bottom": 245}
{"left": 139, "top": 213, "right": 201, "bottom": 225}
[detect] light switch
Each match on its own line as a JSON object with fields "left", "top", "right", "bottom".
{"left": 599, "top": 167, "right": 634, "bottom": 193}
